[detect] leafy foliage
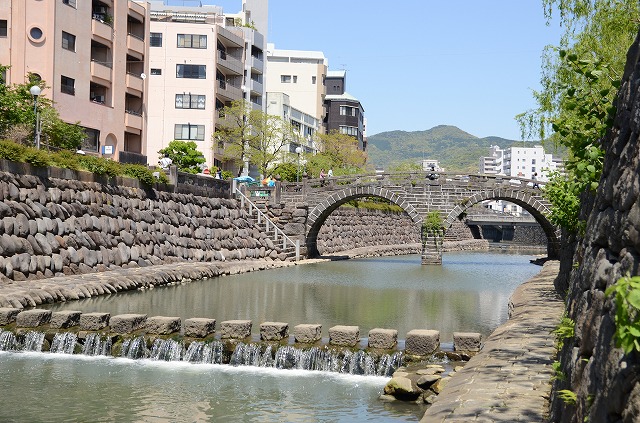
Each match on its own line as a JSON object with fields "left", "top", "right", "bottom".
{"left": 158, "top": 140, "right": 206, "bottom": 174}
{"left": 517, "top": 1, "right": 638, "bottom": 233}
{"left": 605, "top": 275, "right": 640, "bottom": 354}
{"left": 0, "top": 65, "right": 85, "bottom": 149}
{"left": 543, "top": 172, "right": 584, "bottom": 233}
{"left": 422, "top": 211, "right": 443, "bottom": 237}
{"left": 558, "top": 389, "right": 578, "bottom": 406}
{"left": 553, "top": 314, "right": 576, "bottom": 350}
{"left": 307, "top": 130, "right": 367, "bottom": 177}
{"left": 551, "top": 361, "right": 567, "bottom": 382}
{"left": 0, "top": 139, "right": 167, "bottom": 185}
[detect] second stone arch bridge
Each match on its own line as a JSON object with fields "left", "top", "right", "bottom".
{"left": 275, "top": 172, "right": 559, "bottom": 264}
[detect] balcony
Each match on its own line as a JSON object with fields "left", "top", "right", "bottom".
{"left": 125, "top": 72, "right": 144, "bottom": 95}
{"left": 91, "top": 18, "right": 113, "bottom": 45}
{"left": 217, "top": 50, "right": 243, "bottom": 75}
{"left": 90, "top": 60, "right": 112, "bottom": 85}
{"left": 216, "top": 80, "right": 242, "bottom": 101}
{"left": 125, "top": 110, "right": 143, "bottom": 133}
{"left": 128, "top": 0, "right": 146, "bottom": 22}
{"left": 250, "top": 56, "right": 264, "bottom": 74}
{"left": 249, "top": 78, "right": 263, "bottom": 95}
{"left": 217, "top": 26, "right": 243, "bottom": 48}
{"left": 127, "top": 34, "right": 145, "bottom": 59}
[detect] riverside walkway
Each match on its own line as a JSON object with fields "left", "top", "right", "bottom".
{"left": 421, "top": 261, "right": 563, "bottom": 422}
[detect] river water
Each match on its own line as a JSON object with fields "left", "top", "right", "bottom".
{"left": 0, "top": 252, "right": 541, "bottom": 422}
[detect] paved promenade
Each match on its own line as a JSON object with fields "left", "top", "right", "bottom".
{"left": 421, "top": 261, "right": 563, "bottom": 422}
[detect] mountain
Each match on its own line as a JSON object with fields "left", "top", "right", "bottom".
{"left": 366, "top": 125, "right": 529, "bottom": 173}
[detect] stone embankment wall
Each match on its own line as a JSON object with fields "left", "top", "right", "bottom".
{"left": 550, "top": 31, "right": 640, "bottom": 423}
{"left": 0, "top": 169, "right": 287, "bottom": 283}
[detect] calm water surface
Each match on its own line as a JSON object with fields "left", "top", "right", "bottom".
{"left": 1, "top": 252, "right": 541, "bottom": 422}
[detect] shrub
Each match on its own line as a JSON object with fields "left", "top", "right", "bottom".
{"left": 0, "top": 140, "right": 26, "bottom": 162}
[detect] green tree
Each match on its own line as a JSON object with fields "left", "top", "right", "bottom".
{"left": 308, "top": 130, "right": 367, "bottom": 177}
{"left": 0, "top": 66, "right": 85, "bottom": 149}
{"left": 249, "top": 112, "right": 293, "bottom": 178}
{"left": 158, "top": 140, "right": 206, "bottom": 174}
{"left": 517, "top": 1, "right": 639, "bottom": 232}
{"left": 215, "top": 100, "right": 258, "bottom": 176}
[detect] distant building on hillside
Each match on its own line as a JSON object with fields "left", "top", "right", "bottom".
{"left": 422, "top": 159, "right": 443, "bottom": 172}
{"left": 324, "top": 70, "right": 366, "bottom": 151}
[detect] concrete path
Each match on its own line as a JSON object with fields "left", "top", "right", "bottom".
{"left": 421, "top": 261, "right": 563, "bottom": 422}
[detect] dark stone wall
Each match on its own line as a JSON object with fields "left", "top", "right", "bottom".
{"left": 550, "top": 31, "right": 640, "bottom": 423}
{"left": 0, "top": 171, "right": 284, "bottom": 282}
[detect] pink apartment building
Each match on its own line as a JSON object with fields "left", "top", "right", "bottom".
{"left": 0, "top": 0, "right": 150, "bottom": 164}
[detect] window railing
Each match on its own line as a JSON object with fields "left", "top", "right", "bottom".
{"left": 91, "top": 59, "right": 113, "bottom": 68}
{"left": 125, "top": 109, "right": 142, "bottom": 116}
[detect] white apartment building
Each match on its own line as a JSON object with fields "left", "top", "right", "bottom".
{"left": 146, "top": 0, "right": 266, "bottom": 171}
{"left": 266, "top": 92, "right": 320, "bottom": 155}
{"left": 479, "top": 144, "right": 562, "bottom": 215}
{"left": 265, "top": 43, "right": 327, "bottom": 132}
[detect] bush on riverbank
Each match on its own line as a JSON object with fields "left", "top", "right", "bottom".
{"left": 0, "top": 139, "right": 169, "bottom": 186}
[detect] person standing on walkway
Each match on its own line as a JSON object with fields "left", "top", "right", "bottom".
{"left": 327, "top": 168, "right": 333, "bottom": 177}
{"left": 532, "top": 172, "right": 539, "bottom": 189}
{"left": 319, "top": 169, "right": 326, "bottom": 186}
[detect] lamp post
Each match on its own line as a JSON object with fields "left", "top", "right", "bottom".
{"left": 29, "top": 85, "right": 41, "bottom": 149}
{"left": 295, "top": 146, "right": 302, "bottom": 183}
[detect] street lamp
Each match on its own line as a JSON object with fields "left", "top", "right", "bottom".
{"left": 29, "top": 85, "right": 42, "bottom": 149}
{"left": 295, "top": 146, "right": 303, "bottom": 183}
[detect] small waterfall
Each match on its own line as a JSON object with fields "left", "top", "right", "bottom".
{"left": 22, "top": 331, "right": 45, "bottom": 352}
{"left": 81, "top": 333, "right": 112, "bottom": 356}
{"left": 184, "top": 341, "right": 224, "bottom": 364}
{"left": 0, "top": 330, "right": 17, "bottom": 351}
{"left": 50, "top": 332, "right": 78, "bottom": 354}
{"left": 376, "top": 352, "right": 403, "bottom": 377}
{"left": 229, "top": 343, "right": 264, "bottom": 366}
{"left": 120, "top": 336, "right": 147, "bottom": 359}
{"left": 149, "top": 339, "right": 183, "bottom": 361}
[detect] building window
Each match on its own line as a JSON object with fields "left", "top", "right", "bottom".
{"left": 81, "top": 127, "right": 100, "bottom": 153}
{"left": 177, "top": 34, "right": 207, "bottom": 49}
{"left": 0, "top": 20, "right": 7, "bottom": 37}
{"left": 311, "top": 76, "right": 316, "bottom": 84}
{"left": 62, "top": 0, "right": 77, "bottom": 8}
{"left": 176, "top": 64, "right": 206, "bottom": 79}
{"left": 281, "top": 75, "right": 291, "bottom": 83}
{"left": 293, "top": 75, "right": 298, "bottom": 83}
{"left": 340, "top": 106, "right": 356, "bottom": 116}
{"left": 150, "top": 68, "right": 162, "bottom": 75}
{"left": 61, "top": 31, "right": 76, "bottom": 51}
{"left": 150, "top": 32, "right": 162, "bottom": 47}
{"left": 174, "top": 124, "right": 205, "bottom": 141}
{"left": 61, "top": 75, "right": 75, "bottom": 95}
{"left": 175, "top": 93, "right": 206, "bottom": 109}
{"left": 531, "top": 158, "right": 536, "bottom": 164}
{"left": 339, "top": 125, "right": 358, "bottom": 136}
{"left": 29, "top": 27, "right": 43, "bottom": 40}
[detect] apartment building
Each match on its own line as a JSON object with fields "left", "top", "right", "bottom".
{"left": 265, "top": 43, "right": 327, "bottom": 133}
{"left": 146, "top": 1, "right": 266, "bottom": 170}
{"left": 0, "top": 0, "right": 150, "bottom": 163}
{"left": 324, "top": 70, "right": 366, "bottom": 150}
{"left": 266, "top": 92, "right": 320, "bottom": 155}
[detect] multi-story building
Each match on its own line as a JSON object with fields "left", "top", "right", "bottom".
{"left": 266, "top": 92, "right": 320, "bottom": 155}
{"left": 265, "top": 43, "right": 327, "bottom": 134}
{"left": 146, "top": 0, "right": 267, "bottom": 171}
{"left": 0, "top": 0, "right": 150, "bottom": 163}
{"left": 324, "top": 70, "right": 365, "bottom": 150}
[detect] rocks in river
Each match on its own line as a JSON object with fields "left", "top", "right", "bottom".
{"left": 184, "top": 318, "right": 216, "bottom": 338}
{"left": 382, "top": 364, "right": 458, "bottom": 404}
{"left": 293, "top": 324, "right": 322, "bottom": 344}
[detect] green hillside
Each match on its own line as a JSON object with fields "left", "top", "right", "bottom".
{"left": 366, "top": 125, "right": 536, "bottom": 173}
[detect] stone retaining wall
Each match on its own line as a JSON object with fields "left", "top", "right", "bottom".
{"left": 0, "top": 170, "right": 289, "bottom": 283}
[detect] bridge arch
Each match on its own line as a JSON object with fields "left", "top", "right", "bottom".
{"left": 305, "top": 186, "right": 421, "bottom": 257}
{"left": 443, "top": 187, "right": 560, "bottom": 259}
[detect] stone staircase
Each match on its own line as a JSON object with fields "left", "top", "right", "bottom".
{"left": 234, "top": 188, "right": 300, "bottom": 261}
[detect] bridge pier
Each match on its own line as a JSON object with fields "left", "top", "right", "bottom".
{"left": 421, "top": 233, "right": 443, "bottom": 265}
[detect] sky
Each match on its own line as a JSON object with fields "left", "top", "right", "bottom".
{"left": 170, "top": 0, "right": 563, "bottom": 140}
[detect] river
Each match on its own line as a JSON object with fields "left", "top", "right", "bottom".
{"left": 0, "top": 252, "right": 541, "bottom": 422}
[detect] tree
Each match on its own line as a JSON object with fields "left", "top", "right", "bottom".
{"left": 517, "top": 1, "right": 639, "bottom": 232}
{"left": 308, "top": 130, "right": 367, "bottom": 177}
{"left": 0, "top": 65, "right": 85, "bottom": 149}
{"left": 158, "top": 140, "right": 206, "bottom": 174}
{"left": 215, "top": 100, "right": 258, "bottom": 176}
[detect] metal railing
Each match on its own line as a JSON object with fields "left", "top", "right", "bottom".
{"left": 234, "top": 187, "right": 300, "bottom": 261}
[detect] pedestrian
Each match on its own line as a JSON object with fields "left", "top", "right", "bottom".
{"left": 215, "top": 169, "right": 222, "bottom": 179}
{"left": 532, "top": 172, "right": 539, "bottom": 189}
{"left": 319, "top": 168, "right": 326, "bottom": 186}
{"left": 327, "top": 168, "right": 333, "bottom": 177}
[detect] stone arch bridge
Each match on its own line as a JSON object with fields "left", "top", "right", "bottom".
{"left": 274, "top": 172, "right": 559, "bottom": 264}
